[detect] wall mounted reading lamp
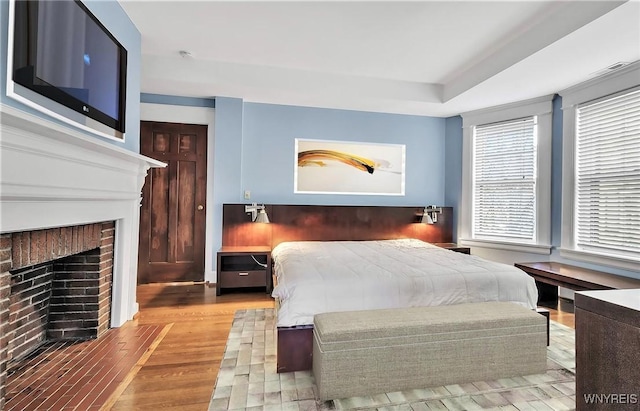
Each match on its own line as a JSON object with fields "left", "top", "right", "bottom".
{"left": 421, "top": 205, "right": 442, "bottom": 224}
{"left": 245, "top": 203, "right": 270, "bottom": 223}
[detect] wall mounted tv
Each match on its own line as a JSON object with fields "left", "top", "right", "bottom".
{"left": 12, "top": 0, "right": 127, "bottom": 134}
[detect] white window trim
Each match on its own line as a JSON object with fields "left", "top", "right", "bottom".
{"left": 459, "top": 95, "right": 554, "bottom": 254}
{"left": 559, "top": 62, "right": 640, "bottom": 271}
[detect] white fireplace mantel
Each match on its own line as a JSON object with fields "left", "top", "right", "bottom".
{"left": 0, "top": 104, "right": 165, "bottom": 327}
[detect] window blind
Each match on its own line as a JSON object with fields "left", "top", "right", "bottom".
{"left": 575, "top": 88, "right": 640, "bottom": 256}
{"left": 472, "top": 117, "right": 537, "bottom": 241}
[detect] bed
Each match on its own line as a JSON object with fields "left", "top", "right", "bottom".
{"left": 219, "top": 204, "right": 538, "bottom": 372}
{"left": 272, "top": 239, "right": 537, "bottom": 326}
{"left": 271, "top": 238, "right": 538, "bottom": 371}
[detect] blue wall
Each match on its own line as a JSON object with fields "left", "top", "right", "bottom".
{"left": 239, "top": 102, "right": 446, "bottom": 205}
{"left": 208, "top": 99, "right": 447, "bottom": 270}
{"left": 213, "top": 97, "right": 244, "bottom": 209}
{"left": 550, "top": 95, "right": 564, "bottom": 247}
{"left": 141, "top": 93, "right": 215, "bottom": 108}
{"left": 1, "top": 0, "right": 141, "bottom": 152}
{"left": 444, "top": 115, "right": 463, "bottom": 241}
{"left": 143, "top": 95, "right": 639, "bottom": 279}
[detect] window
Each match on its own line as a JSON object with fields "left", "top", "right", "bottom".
{"left": 575, "top": 89, "right": 640, "bottom": 258}
{"left": 460, "top": 96, "right": 552, "bottom": 254}
{"left": 559, "top": 62, "right": 639, "bottom": 270}
{"left": 473, "top": 117, "right": 537, "bottom": 241}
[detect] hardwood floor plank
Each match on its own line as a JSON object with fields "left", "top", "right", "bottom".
{"left": 6, "top": 324, "right": 164, "bottom": 411}
{"left": 100, "top": 324, "right": 173, "bottom": 410}
{"left": 107, "top": 284, "right": 274, "bottom": 410}
{"left": 542, "top": 297, "right": 576, "bottom": 329}
{"left": 7, "top": 282, "right": 576, "bottom": 410}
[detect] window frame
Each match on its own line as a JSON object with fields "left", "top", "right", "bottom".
{"left": 460, "top": 95, "right": 553, "bottom": 254}
{"left": 559, "top": 63, "right": 640, "bottom": 271}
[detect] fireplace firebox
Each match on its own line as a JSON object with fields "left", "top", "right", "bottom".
{"left": 0, "top": 222, "right": 115, "bottom": 404}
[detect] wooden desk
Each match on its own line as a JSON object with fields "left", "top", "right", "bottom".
{"left": 514, "top": 262, "right": 640, "bottom": 303}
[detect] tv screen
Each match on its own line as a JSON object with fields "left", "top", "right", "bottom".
{"left": 12, "top": 0, "right": 127, "bottom": 133}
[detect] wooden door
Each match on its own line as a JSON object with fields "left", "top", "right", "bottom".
{"left": 138, "top": 121, "right": 207, "bottom": 283}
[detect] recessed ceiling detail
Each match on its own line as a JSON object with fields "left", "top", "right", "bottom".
{"left": 120, "top": 1, "right": 640, "bottom": 117}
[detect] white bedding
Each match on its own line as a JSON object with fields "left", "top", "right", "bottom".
{"left": 271, "top": 239, "right": 538, "bottom": 327}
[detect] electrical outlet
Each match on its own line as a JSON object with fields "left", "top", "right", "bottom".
{"left": 244, "top": 190, "right": 251, "bottom": 200}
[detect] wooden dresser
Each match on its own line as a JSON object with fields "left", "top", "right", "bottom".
{"left": 575, "top": 289, "right": 640, "bottom": 410}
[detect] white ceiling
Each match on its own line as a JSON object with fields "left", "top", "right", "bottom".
{"left": 119, "top": 0, "right": 640, "bottom": 117}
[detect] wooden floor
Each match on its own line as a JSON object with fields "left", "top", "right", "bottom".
{"left": 5, "top": 324, "right": 166, "bottom": 411}
{"left": 544, "top": 297, "right": 575, "bottom": 329}
{"left": 6, "top": 284, "right": 574, "bottom": 410}
{"left": 109, "top": 284, "right": 274, "bottom": 410}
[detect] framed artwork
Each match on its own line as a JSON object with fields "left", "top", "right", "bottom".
{"left": 294, "top": 138, "right": 406, "bottom": 195}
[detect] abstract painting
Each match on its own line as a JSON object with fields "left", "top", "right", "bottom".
{"left": 294, "top": 138, "right": 406, "bottom": 195}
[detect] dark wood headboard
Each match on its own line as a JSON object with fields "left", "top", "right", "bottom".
{"left": 222, "top": 204, "right": 453, "bottom": 248}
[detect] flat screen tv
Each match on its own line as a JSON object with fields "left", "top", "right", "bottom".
{"left": 12, "top": 0, "right": 127, "bottom": 133}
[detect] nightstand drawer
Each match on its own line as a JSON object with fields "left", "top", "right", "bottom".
{"left": 216, "top": 246, "right": 272, "bottom": 295}
{"left": 219, "top": 270, "right": 266, "bottom": 288}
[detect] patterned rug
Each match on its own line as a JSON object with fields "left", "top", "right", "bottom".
{"left": 208, "top": 309, "right": 576, "bottom": 411}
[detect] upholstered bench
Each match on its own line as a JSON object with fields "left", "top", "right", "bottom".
{"left": 312, "top": 302, "right": 547, "bottom": 400}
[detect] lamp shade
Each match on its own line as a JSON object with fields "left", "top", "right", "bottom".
{"left": 421, "top": 213, "right": 434, "bottom": 224}
{"left": 421, "top": 205, "right": 441, "bottom": 224}
{"left": 254, "top": 208, "right": 270, "bottom": 223}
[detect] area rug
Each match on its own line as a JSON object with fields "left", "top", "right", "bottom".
{"left": 208, "top": 309, "right": 576, "bottom": 411}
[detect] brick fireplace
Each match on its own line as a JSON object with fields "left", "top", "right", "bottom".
{"left": 0, "top": 223, "right": 116, "bottom": 403}
{"left": 0, "top": 105, "right": 164, "bottom": 409}
{"left": 9, "top": 223, "right": 113, "bottom": 351}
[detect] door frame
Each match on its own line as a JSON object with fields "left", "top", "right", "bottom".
{"left": 140, "top": 102, "right": 215, "bottom": 282}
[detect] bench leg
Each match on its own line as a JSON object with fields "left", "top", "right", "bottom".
{"left": 536, "top": 307, "right": 550, "bottom": 346}
{"left": 536, "top": 281, "right": 558, "bottom": 306}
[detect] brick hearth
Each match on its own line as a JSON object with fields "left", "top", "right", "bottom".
{"left": 0, "top": 222, "right": 115, "bottom": 410}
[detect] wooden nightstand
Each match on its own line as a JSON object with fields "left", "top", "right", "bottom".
{"left": 216, "top": 246, "right": 272, "bottom": 296}
{"left": 434, "top": 242, "right": 471, "bottom": 254}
